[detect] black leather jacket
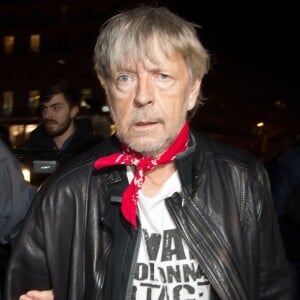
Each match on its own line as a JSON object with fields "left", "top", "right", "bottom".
{"left": 4, "top": 131, "right": 291, "bottom": 300}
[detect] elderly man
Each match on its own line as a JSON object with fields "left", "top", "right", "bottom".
{"left": 4, "top": 6, "right": 291, "bottom": 300}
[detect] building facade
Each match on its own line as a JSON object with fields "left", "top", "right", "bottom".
{"left": 0, "top": 0, "right": 136, "bottom": 146}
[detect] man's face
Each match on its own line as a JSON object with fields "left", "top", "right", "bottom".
{"left": 103, "top": 39, "right": 201, "bottom": 157}
{"left": 41, "top": 93, "right": 77, "bottom": 137}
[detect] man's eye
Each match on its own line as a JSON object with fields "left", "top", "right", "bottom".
{"left": 158, "top": 73, "right": 169, "bottom": 80}
{"left": 117, "top": 75, "right": 129, "bottom": 82}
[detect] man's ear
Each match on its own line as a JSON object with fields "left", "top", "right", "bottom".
{"left": 70, "top": 105, "right": 79, "bottom": 118}
{"left": 98, "top": 75, "right": 106, "bottom": 88}
{"left": 187, "top": 79, "right": 201, "bottom": 111}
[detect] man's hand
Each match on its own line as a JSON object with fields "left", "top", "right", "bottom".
{"left": 19, "top": 290, "right": 54, "bottom": 300}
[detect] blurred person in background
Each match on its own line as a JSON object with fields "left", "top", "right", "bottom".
{"left": 0, "top": 139, "right": 35, "bottom": 299}
{"left": 268, "top": 135, "right": 300, "bottom": 299}
{"left": 18, "top": 80, "right": 100, "bottom": 186}
{"left": 269, "top": 135, "right": 300, "bottom": 217}
{"left": 4, "top": 6, "right": 291, "bottom": 300}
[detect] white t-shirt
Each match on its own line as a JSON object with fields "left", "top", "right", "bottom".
{"left": 128, "top": 168, "right": 211, "bottom": 299}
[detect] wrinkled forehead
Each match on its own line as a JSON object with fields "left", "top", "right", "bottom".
{"left": 110, "top": 33, "right": 181, "bottom": 74}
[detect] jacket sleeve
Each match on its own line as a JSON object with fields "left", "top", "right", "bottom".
{"left": 256, "top": 164, "right": 292, "bottom": 299}
{"left": 0, "top": 141, "right": 35, "bottom": 245}
{"left": 4, "top": 173, "right": 78, "bottom": 300}
{"left": 4, "top": 192, "right": 52, "bottom": 299}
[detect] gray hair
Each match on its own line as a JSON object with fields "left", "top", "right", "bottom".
{"left": 94, "top": 5, "right": 210, "bottom": 119}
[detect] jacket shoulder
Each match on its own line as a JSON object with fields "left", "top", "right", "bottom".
{"left": 192, "top": 130, "right": 263, "bottom": 172}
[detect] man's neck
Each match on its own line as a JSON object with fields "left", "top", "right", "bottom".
{"left": 142, "top": 162, "right": 176, "bottom": 197}
{"left": 53, "top": 122, "right": 75, "bottom": 150}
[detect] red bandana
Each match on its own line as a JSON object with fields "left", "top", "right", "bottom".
{"left": 93, "top": 122, "right": 189, "bottom": 229}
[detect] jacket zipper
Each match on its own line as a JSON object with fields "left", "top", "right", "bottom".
{"left": 166, "top": 192, "right": 247, "bottom": 300}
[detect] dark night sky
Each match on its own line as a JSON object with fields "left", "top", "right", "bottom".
{"left": 163, "top": 0, "right": 298, "bottom": 106}
{"left": 171, "top": 2, "right": 296, "bottom": 64}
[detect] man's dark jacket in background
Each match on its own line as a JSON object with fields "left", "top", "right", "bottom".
{"left": 17, "top": 118, "right": 101, "bottom": 185}
{"left": 20, "top": 118, "right": 100, "bottom": 164}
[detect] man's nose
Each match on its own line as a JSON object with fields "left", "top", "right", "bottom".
{"left": 42, "top": 108, "right": 53, "bottom": 119}
{"left": 134, "top": 77, "right": 154, "bottom": 107}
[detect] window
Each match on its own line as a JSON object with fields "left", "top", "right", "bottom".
{"left": 80, "top": 88, "right": 92, "bottom": 108}
{"left": 3, "top": 91, "right": 14, "bottom": 116}
{"left": 28, "top": 90, "right": 40, "bottom": 112}
{"left": 9, "top": 124, "right": 38, "bottom": 148}
{"left": 3, "top": 36, "right": 15, "bottom": 54}
{"left": 30, "top": 34, "right": 40, "bottom": 52}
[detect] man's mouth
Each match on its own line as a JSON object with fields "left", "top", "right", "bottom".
{"left": 135, "top": 121, "right": 157, "bottom": 126}
{"left": 45, "top": 121, "right": 57, "bottom": 125}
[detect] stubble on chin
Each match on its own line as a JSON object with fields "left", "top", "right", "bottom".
{"left": 111, "top": 110, "right": 174, "bottom": 156}
{"left": 117, "top": 129, "right": 174, "bottom": 158}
